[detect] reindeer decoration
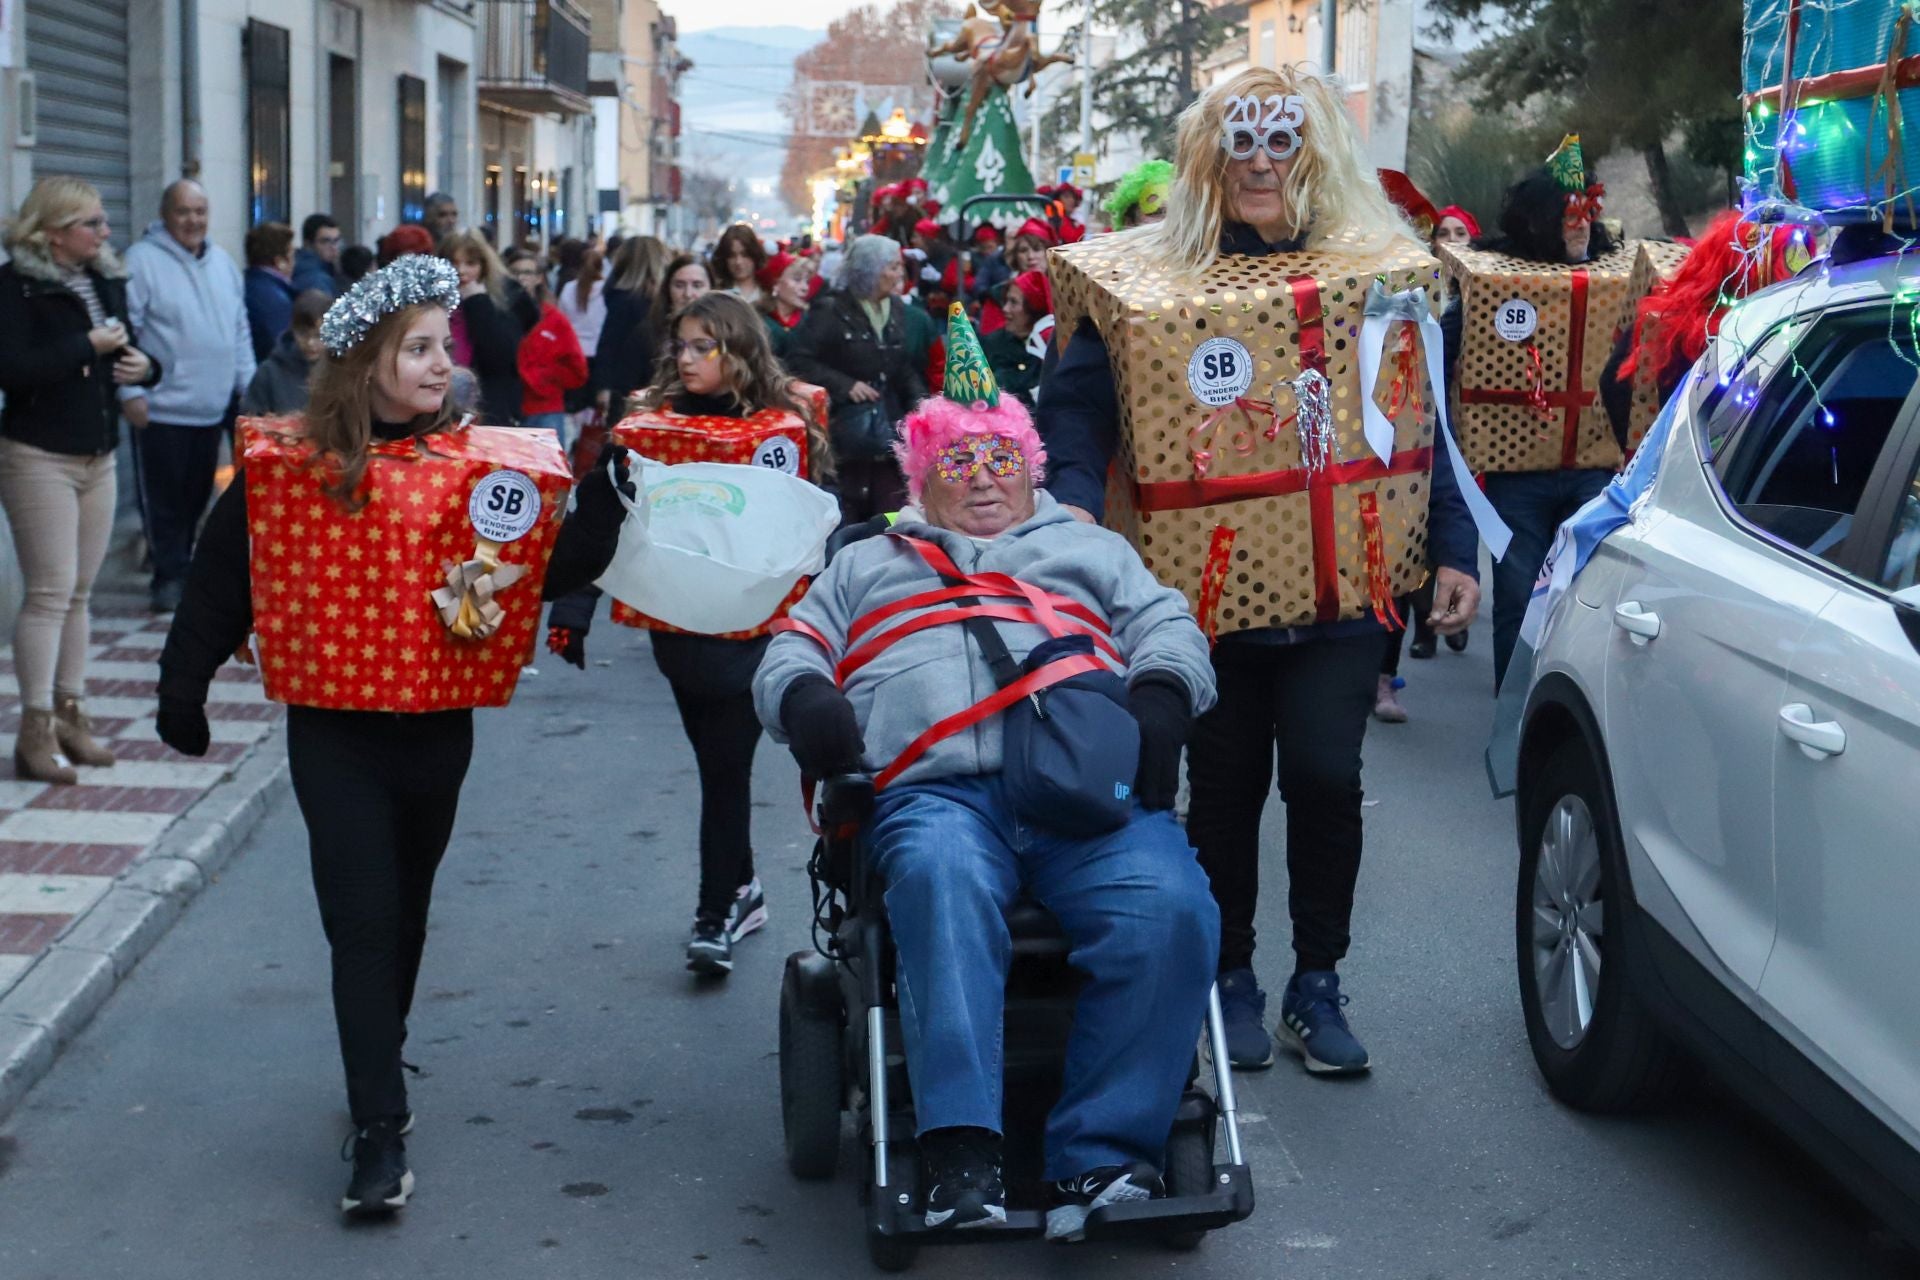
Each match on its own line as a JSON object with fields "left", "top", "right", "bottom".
{"left": 933, "top": 0, "right": 1075, "bottom": 150}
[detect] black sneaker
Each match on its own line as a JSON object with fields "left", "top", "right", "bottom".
{"left": 340, "top": 1118, "right": 412, "bottom": 1217}
{"left": 686, "top": 915, "right": 732, "bottom": 975}
{"left": 921, "top": 1127, "right": 1007, "bottom": 1230}
{"left": 1046, "top": 1162, "right": 1162, "bottom": 1242}
{"left": 727, "top": 877, "right": 768, "bottom": 943}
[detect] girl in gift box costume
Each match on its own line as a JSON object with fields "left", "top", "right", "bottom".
{"left": 1036, "top": 67, "right": 1487, "bottom": 1078}
{"left": 551, "top": 292, "right": 829, "bottom": 977}
{"left": 154, "top": 256, "right": 633, "bottom": 1220}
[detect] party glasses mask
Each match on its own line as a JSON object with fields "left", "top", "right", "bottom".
{"left": 669, "top": 337, "right": 723, "bottom": 359}
{"left": 1221, "top": 94, "right": 1306, "bottom": 162}
{"left": 934, "top": 434, "right": 1026, "bottom": 484}
{"left": 1562, "top": 184, "right": 1605, "bottom": 228}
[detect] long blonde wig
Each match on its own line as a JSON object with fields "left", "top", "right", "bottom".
{"left": 1123, "top": 67, "right": 1417, "bottom": 275}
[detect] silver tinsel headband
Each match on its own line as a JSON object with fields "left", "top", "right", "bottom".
{"left": 319, "top": 254, "right": 462, "bottom": 356}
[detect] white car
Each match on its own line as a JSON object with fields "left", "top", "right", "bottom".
{"left": 1510, "top": 243, "right": 1920, "bottom": 1244}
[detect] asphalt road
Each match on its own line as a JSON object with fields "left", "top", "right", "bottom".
{"left": 0, "top": 617, "right": 1913, "bottom": 1280}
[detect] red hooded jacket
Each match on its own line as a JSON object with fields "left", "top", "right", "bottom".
{"left": 518, "top": 301, "right": 589, "bottom": 417}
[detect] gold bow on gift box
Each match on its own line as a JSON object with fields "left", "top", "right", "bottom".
{"left": 429, "top": 538, "right": 528, "bottom": 640}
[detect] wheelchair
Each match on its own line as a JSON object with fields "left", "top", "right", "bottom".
{"left": 777, "top": 774, "right": 1255, "bottom": 1271}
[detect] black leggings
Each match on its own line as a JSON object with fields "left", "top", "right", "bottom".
{"left": 669, "top": 682, "right": 763, "bottom": 920}
{"left": 1185, "top": 633, "right": 1380, "bottom": 976}
{"left": 287, "top": 706, "right": 473, "bottom": 1126}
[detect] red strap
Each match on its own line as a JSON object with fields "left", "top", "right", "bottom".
{"left": 1309, "top": 464, "right": 1341, "bottom": 622}
{"left": 1561, "top": 269, "right": 1591, "bottom": 469}
{"left": 847, "top": 581, "right": 1112, "bottom": 646}
{"left": 837, "top": 602, "right": 1121, "bottom": 684}
{"left": 771, "top": 616, "right": 834, "bottom": 652}
{"left": 1289, "top": 277, "right": 1326, "bottom": 373}
{"left": 888, "top": 533, "right": 1076, "bottom": 639}
{"left": 873, "top": 651, "right": 1106, "bottom": 790}
{"left": 1195, "top": 525, "right": 1237, "bottom": 645}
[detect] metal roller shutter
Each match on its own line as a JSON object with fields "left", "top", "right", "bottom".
{"left": 25, "top": 0, "right": 133, "bottom": 235}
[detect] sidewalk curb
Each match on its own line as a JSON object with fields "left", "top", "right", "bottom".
{"left": 0, "top": 722, "right": 290, "bottom": 1123}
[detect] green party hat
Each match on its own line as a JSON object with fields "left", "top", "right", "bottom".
{"left": 1545, "top": 134, "right": 1585, "bottom": 193}
{"left": 943, "top": 301, "right": 1000, "bottom": 408}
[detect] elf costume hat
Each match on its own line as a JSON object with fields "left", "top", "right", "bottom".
{"left": 893, "top": 302, "right": 1047, "bottom": 498}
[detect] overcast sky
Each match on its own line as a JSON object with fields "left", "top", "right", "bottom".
{"left": 674, "top": 0, "right": 851, "bottom": 32}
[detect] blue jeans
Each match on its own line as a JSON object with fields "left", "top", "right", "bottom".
{"left": 522, "top": 411, "right": 572, "bottom": 447}
{"left": 1483, "top": 468, "right": 1613, "bottom": 689}
{"left": 866, "top": 773, "right": 1220, "bottom": 1179}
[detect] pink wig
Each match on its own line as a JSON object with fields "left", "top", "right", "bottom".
{"left": 893, "top": 394, "right": 1049, "bottom": 501}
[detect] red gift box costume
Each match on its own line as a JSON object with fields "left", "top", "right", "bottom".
{"left": 242, "top": 417, "right": 573, "bottom": 711}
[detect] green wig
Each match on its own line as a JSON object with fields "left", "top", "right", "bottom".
{"left": 1103, "top": 159, "right": 1174, "bottom": 225}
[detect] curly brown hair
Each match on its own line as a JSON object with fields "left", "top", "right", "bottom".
{"left": 636, "top": 292, "right": 832, "bottom": 485}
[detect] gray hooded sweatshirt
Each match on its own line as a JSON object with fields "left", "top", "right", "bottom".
{"left": 753, "top": 493, "right": 1216, "bottom": 789}
{"left": 118, "top": 221, "right": 255, "bottom": 425}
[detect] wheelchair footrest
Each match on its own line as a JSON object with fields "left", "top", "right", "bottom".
{"left": 1082, "top": 1164, "right": 1256, "bottom": 1240}
{"left": 870, "top": 1207, "right": 1048, "bottom": 1243}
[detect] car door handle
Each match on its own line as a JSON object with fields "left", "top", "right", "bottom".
{"left": 1778, "top": 703, "right": 1847, "bottom": 760}
{"left": 1613, "top": 601, "right": 1661, "bottom": 643}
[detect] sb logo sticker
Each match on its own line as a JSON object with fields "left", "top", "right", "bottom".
{"left": 1187, "top": 337, "right": 1256, "bottom": 407}
{"left": 468, "top": 470, "right": 543, "bottom": 542}
{"left": 1493, "top": 299, "right": 1538, "bottom": 343}
{"left": 751, "top": 435, "right": 801, "bottom": 475}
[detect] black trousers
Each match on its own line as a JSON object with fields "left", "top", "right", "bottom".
{"left": 287, "top": 706, "right": 474, "bottom": 1126}
{"left": 1185, "top": 633, "right": 1380, "bottom": 976}
{"left": 1380, "top": 581, "right": 1436, "bottom": 678}
{"left": 134, "top": 421, "right": 223, "bottom": 587}
{"left": 668, "top": 682, "right": 763, "bottom": 921}
{"left": 836, "top": 456, "right": 908, "bottom": 525}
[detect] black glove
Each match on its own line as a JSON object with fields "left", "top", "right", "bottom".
{"left": 781, "top": 675, "right": 866, "bottom": 777}
{"left": 547, "top": 624, "right": 586, "bottom": 669}
{"left": 1127, "top": 675, "right": 1192, "bottom": 811}
{"left": 574, "top": 442, "right": 636, "bottom": 534}
{"left": 156, "top": 697, "right": 211, "bottom": 758}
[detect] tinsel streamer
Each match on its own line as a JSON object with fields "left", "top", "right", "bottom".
{"left": 1285, "top": 368, "right": 1334, "bottom": 474}
{"left": 321, "top": 255, "right": 462, "bottom": 355}
{"left": 1359, "top": 493, "right": 1404, "bottom": 629}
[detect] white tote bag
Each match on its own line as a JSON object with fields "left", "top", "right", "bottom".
{"left": 596, "top": 457, "right": 840, "bottom": 634}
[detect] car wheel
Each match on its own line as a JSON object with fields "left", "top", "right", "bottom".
{"left": 780, "top": 956, "right": 844, "bottom": 1179}
{"left": 1516, "top": 736, "right": 1679, "bottom": 1112}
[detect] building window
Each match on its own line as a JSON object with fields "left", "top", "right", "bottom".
{"left": 245, "top": 20, "right": 292, "bottom": 225}
{"left": 399, "top": 75, "right": 428, "bottom": 226}
{"left": 437, "top": 59, "right": 467, "bottom": 201}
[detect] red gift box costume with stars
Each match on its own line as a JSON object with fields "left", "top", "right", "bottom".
{"left": 605, "top": 393, "right": 821, "bottom": 638}
{"left": 241, "top": 418, "right": 573, "bottom": 711}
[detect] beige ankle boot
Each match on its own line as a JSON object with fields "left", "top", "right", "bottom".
{"left": 53, "top": 693, "right": 116, "bottom": 767}
{"left": 15, "top": 708, "right": 78, "bottom": 785}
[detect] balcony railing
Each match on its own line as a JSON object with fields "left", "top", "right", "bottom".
{"left": 479, "top": 0, "right": 591, "bottom": 117}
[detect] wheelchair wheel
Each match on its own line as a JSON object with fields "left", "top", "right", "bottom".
{"left": 867, "top": 1231, "right": 919, "bottom": 1273}
{"left": 779, "top": 960, "right": 843, "bottom": 1180}
{"left": 1159, "top": 1125, "right": 1215, "bottom": 1251}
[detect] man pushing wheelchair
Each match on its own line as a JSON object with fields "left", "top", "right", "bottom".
{"left": 754, "top": 305, "right": 1221, "bottom": 1240}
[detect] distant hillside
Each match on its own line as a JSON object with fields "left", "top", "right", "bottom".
{"left": 677, "top": 26, "right": 823, "bottom": 195}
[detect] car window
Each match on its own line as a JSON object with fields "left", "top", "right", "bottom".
{"left": 1698, "top": 322, "right": 1797, "bottom": 461}
{"left": 1877, "top": 452, "right": 1920, "bottom": 591}
{"left": 1711, "top": 308, "right": 1920, "bottom": 569}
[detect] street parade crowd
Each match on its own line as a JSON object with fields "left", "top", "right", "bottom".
{"left": 0, "top": 57, "right": 1803, "bottom": 1239}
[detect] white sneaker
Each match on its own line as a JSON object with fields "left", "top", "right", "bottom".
{"left": 727, "top": 877, "right": 768, "bottom": 942}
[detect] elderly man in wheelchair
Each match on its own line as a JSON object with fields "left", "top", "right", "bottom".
{"left": 754, "top": 315, "right": 1221, "bottom": 1241}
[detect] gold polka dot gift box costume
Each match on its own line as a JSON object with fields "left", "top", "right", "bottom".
{"left": 241, "top": 417, "right": 573, "bottom": 711}
{"left": 1048, "top": 231, "right": 1446, "bottom": 639}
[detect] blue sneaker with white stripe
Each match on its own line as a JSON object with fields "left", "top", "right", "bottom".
{"left": 1216, "top": 968, "right": 1275, "bottom": 1070}
{"left": 1277, "top": 970, "right": 1371, "bottom": 1075}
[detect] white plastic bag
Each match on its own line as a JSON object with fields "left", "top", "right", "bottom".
{"left": 596, "top": 456, "right": 841, "bottom": 634}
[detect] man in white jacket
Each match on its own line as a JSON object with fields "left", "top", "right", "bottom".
{"left": 119, "top": 180, "right": 255, "bottom": 613}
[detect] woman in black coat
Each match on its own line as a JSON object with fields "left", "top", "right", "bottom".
{"left": 0, "top": 176, "right": 162, "bottom": 784}
{"left": 783, "top": 233, "right": 928, "bottom": 522}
